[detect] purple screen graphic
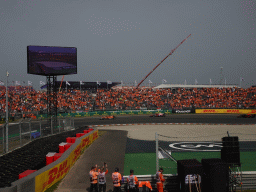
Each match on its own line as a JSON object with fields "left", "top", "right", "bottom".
{"left": 27, "top": 46, "right": 77, "bottom": 76}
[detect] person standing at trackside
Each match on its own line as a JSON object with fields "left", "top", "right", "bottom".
{"left": 98, "top": 163, "right": 108, "bottom": 192}
{"left": 127, "top": 169, "right": 138, "bottom": 192}
{"left": 90, "top": 164, "right": 98, "bottom": 192}
{"left": 156, "top": 168, "right": 165, "bottom": 192}
{"left": 112, "top": 167, "right": 122, "bottom": 192}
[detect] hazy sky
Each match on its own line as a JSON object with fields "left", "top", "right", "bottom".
{"left": 1, "top": 0, "right": 256, "bottom": 90}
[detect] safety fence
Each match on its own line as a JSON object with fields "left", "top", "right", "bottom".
{"left": 2, "top": 108, "right": 256, "bottom": 123}
{"left": 35, "top": 110, "right": 173, "bottom": 119}
{"left": 31, "top": 108, "right": 256, "bottom": 120}
{"left": 0, "top": 128, "right": 98, "bottom": 192}
{"left": 0, "top": 116, "right": 74, "bottom": 155}
{"left": 122, "top": 172, "right": 256, "bottom": 192}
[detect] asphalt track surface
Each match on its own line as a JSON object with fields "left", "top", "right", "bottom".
{"left": 3, "top": 114, "right": 256, "bottom": 137}
{"left": 75, "top": 114, "right": 256, "bottom": 126}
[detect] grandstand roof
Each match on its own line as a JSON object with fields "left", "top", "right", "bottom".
{"left": 153, "top": 84, "right": 238, "bottom": 89}
{"left": 40, "top": 81, "right": 121, "bottom": 90}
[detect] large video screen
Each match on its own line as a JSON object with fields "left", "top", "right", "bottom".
{"left": 27, "top": 46, "right": 77, "bottom": 76}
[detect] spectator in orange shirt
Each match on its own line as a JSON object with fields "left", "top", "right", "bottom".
{"left": 156, "top": 168, "right": 165, "bottom": 192}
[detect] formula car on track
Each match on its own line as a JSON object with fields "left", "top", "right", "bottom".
{"left": 150, "top": 113, "right": 166, "bottom": 117}
{"left": 100, "top": 115, "right": 115, "bottom": 120}
{"left": 237, "top": 114, "right": 256, "bottom": 118}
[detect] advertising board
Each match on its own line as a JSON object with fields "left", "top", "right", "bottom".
{"left": 196, "top": 109, "right": 256, "bottom": 114}
{"left": 35, "top": 130, "right": 98, "bottom": 192}
{"left": 172, "top": 109, "right": 192, "bottom": 113}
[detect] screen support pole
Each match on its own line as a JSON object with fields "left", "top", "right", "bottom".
{"left": 46, "top": 76, "right": 57, "bottom": 134}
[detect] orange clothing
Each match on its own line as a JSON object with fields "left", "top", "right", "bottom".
{"left": 156, "top": 171, "right": 165, "bottom": 192}
{"left": 157, "top": 183, "right": 164, "bottom": 192}
{"left": 89, "top": 170, "right": 99, "bottom": 184}
{"left": 127, "top": 175, "right": 138, "bottom": 188}
{"left": 112, "top": 172, "right": 122, "bottom": 187}
{"left": 138, "top": 181, "right": 152, "bottom": 190}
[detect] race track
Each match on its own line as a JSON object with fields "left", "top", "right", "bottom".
{"left": 3, "top": 114, "right": 256, "bottom": 138}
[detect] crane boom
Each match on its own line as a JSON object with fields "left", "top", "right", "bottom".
{"left": 136, "top": 34, "right": 191, "bottom": 88}
{"left": 59, "top": 75, "right": 65, "bottom": 92}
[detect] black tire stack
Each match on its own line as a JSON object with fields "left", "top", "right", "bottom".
{"left": 0, "top": 126, "right": 90, "bottom": 188}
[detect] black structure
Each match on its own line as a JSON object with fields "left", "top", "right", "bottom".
{"left": 221, "top": 136, "right": 242, "bottom": 191}
{"left": 177, "top": 159, "right": 203, "bottom": 192}
{"left": 201, "top": 158, "right": 229, "bottom": 192}
{"left": 46, "top": 76, "right": 57, "bottom": 134}
{"left": 221, "top": 136, "right": 240, "bottom": 165}
{"left": 27, "top": 45, "right": 77, "bottom": 132}
{"left": 41, "top": 81, "right": 121, "bottom": 91}
{"left": 27, "top": 45, "right": 77, "bottom": 76}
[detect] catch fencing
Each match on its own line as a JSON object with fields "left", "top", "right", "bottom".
{"left": 0, "top": 116, "right": 74, "bottom": 155}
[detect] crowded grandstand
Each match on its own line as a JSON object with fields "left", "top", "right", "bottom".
{"left": 0, "top": 84, "right": 255, "bottom": 119}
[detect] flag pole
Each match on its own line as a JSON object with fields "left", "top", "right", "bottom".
{"left": 156, "top": 132, "right": 159, "bottom": 173}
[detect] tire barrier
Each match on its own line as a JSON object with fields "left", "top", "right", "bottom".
{"left": 0, "top": 127, "right": 98, "bottom": 192}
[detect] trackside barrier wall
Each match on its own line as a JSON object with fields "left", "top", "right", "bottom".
{"left": 196, "top": 109, "right": 256, "bottom": 114}
{"left": 121, "top": 172, "right": 256, "bottom": 192}
{"left": 0, "top": 129, "right": 98, "bottom": 192}
{"left": 36, "top": 110, "right": 173, "bottom": 119}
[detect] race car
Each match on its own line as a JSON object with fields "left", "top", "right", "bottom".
{"left": 150, "top": 113, "right": 166, "bottom": 117}
{"left": 100, "top": 115, "right": 115, "bottom": 120}
{"left": 237, "top": 114, "right": 256, "bottom": 118}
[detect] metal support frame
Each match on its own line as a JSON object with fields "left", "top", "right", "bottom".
{"left": 39, "top": 117, "right": 42, "bottom": 136}
{"left": 19, "top": 120, "right": 22, "bottom": 146}
{"left": 156, "top": 132, "right": 159, "bottom": 173}
{"left": 29, "top": 119, "right": 31, "bottom": 141}
{"left": 2, "top": 123, "right": 6, "bottom": 153}
{"left": 59, "top": 119, "right": 61, "bottom": 133}
{"left": 229, "top": 164, "right": 242, "bottom": 192}
{"left": 46, "top": 76, "right": 58, "bottom": 133}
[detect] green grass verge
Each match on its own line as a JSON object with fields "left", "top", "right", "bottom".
{"left": 124, "top": 151, "right": 256, "bottom": 176}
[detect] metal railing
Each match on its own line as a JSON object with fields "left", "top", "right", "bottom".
{"left": 0, "top": 116, "right": 75, "bottom": 155}
{"left": 121, "top": 172, "right": 256, "bottom": 192}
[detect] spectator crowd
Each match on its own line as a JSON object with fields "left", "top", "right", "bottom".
{"left": 0, "top": 85, "right": 255, "bottom": 117}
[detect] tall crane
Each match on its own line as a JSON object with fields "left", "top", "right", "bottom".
{"left": 136, "top": 34, "right": 191, "bottom": 88}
